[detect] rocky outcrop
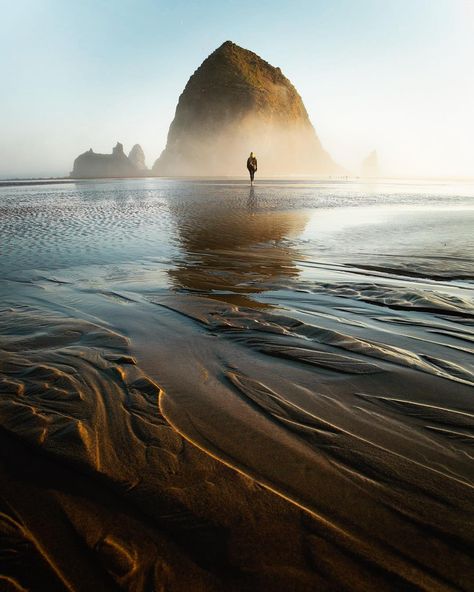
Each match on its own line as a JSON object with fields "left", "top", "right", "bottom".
{"left": 153, "top": 41, "right": 339, "bottom": 176}
{"left": 128, "top": 144, "right": 147, "bottom": 170}
{"left": 70, "top": 142, "right": 148, "bottom": 178}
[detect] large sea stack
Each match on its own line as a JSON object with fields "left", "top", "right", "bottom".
{"left": 71, "top": 142, "right": 148, "bottom": 178}
{"left": 153, "top": 41, "right": 339, "bottom": 176}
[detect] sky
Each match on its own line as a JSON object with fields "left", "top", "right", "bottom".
{"left": 0, "top": 0, "right": 473, "bottom": 178}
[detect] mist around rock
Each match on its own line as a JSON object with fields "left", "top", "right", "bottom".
{"left": 153, "top": 42, "right": 340, "bottom": 177}
{"left": 153, "top": 116, "right": 337, "bottom": 177}
{"left": 70, "top": 42, "right": 342, "bottom": 179}
{"left": 128, "top": 144, "right": 147, "bottom": 171}
{"left": 361, "top": 150, "right": 380, "bottom": 178}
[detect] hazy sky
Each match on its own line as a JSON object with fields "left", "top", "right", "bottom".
{"left": 1, "top": 0, "right": 473, "bottom": 178}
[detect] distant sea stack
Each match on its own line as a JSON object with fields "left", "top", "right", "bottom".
{"left": 361, "top": 150, "right": 379, "bottom": 177}
{"left": 71, "top": 142, "right": 148, "bottom": 178}
{"left": 153, "top": 41, "right": 339, "bottom": 176}
{"left": 128, "top": 144, "right": 147, "bottom": 170}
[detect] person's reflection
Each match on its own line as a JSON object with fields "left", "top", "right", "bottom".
{"left": 168, "top": 189, "right": 309, "bottom": 308}
{"left": 247, "top": 186, "right": 256, "bottom": 211}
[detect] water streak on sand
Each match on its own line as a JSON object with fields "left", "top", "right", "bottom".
{"left": 0, "top": 179, "right": 473, "bottom": 591}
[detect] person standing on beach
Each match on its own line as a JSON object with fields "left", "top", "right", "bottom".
{"left": 247, "top": 152, "right": 257, "bottom": 185}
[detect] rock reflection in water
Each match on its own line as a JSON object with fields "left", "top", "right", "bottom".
{"left": 168, "top": 187, "right": 309, "bottom": 307}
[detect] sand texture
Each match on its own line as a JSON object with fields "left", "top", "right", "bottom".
{"left": 0, "top": 179, "right": 473, "bottom": 590}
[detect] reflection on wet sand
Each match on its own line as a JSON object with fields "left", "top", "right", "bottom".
{"left": 1, "top": 179, "right": 473, "bottom": 592}
{"left": 168, "top": 187, "right": 309, "bottom": 307}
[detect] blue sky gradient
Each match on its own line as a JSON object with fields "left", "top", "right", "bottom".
{"left": 1, "top": 0, "right": 473, "bottom": 176}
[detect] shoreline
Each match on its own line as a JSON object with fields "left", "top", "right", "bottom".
{"left": 2, "top": 175, "right": 474, "bottom": 187}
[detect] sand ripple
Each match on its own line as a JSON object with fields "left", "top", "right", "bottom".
{"left": 1, "top": 179, "right": 474, "bottom": 591}
{"left": 155, "top": 292, "right": 474, "bottom": 591}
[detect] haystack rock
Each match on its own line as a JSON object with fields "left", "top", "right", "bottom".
{"left": 71, "top": 142, "right": 148, "bottom": 178}
{"left": 128, "top": 144, "right": 147, "bottom": 170}
{"left": 153, "top": 41, "right": 339, "bottom": 176}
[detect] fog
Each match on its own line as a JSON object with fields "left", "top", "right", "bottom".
{"left": 1, "top": 1, "right": 473, "bottom": 179}
{"left": 154, "top": 113, "right": 340, "bottom": 177}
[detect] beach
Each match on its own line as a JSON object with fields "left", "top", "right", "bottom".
{"left": 0, "top": 178, "right": 473, "bottom": 591}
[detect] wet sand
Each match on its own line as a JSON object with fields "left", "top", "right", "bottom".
{"left": 0, "top": 179, "right": 473, "bottom": 590}
{"left": 0, "top": 179, "right": 76, "bottom": 188}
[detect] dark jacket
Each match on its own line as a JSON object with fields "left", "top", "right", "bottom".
{"left": 247, "top": 156, "right": 257, "bottom": 171}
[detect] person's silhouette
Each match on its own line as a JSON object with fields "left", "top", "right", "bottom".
{"left": 246, "top": 152, "right": 257, "bottom": 185}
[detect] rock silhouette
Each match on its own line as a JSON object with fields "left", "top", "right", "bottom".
{"left": 71, "top": 142, "right": 148, "bottom": 178}
{"left": 153, "top": 41, "right": 339, "bottom": 176}
{"left": 128, "top": 144, "right": 147, "bottom": 170}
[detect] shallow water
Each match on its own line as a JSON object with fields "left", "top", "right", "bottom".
{"left": 1, "top": 178, "right": 473, "bottom": 278}
{"left": 1, "top": 178, "right": 474, "bottom": 591}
